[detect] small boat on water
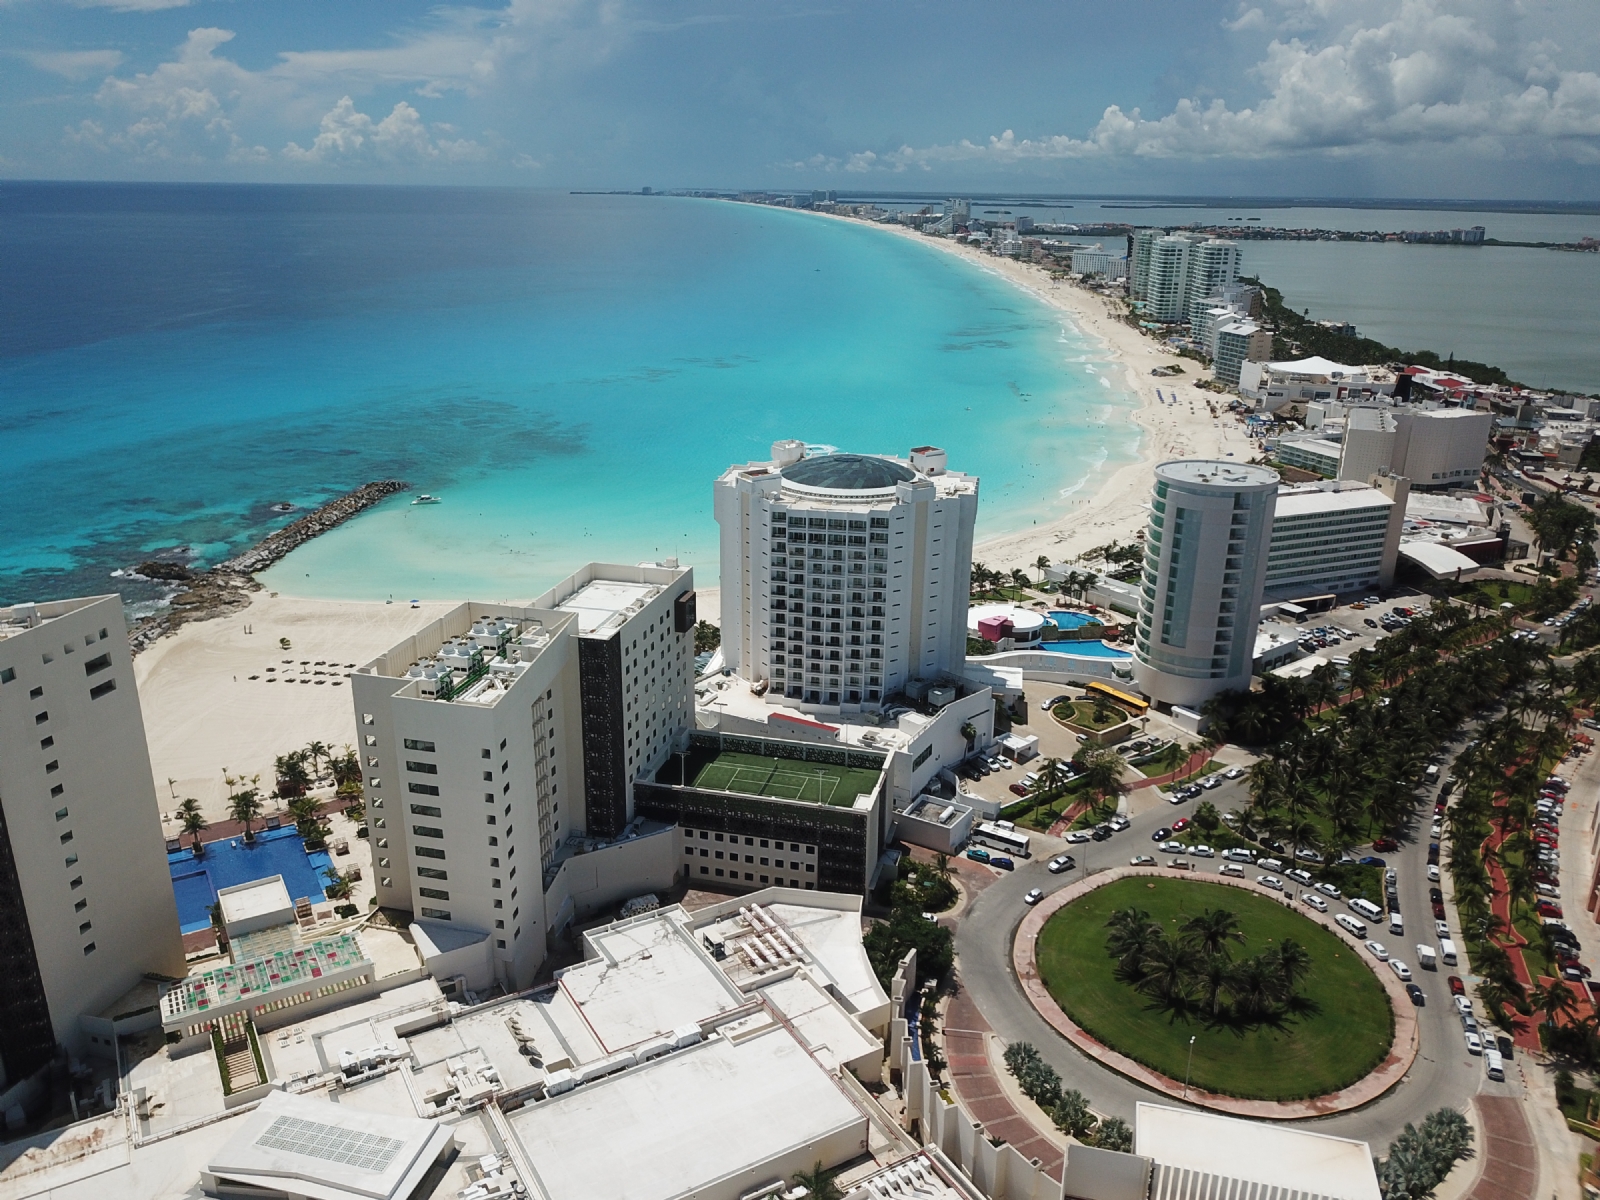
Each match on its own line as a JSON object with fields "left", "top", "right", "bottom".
{"left": 412, "top": 494, "right": 442, "bottom": 505}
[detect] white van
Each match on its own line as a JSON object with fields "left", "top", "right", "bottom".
{"left": 1484, "top": 1047, "right": 1505, "bottom": 1081}
{"left": 1416, "top": 944, "right": 1437, "bottom": 970}
{"left": 1425, "top": 764, "right": 1440, "bottom": 782}
{"left": 1223, "top": 848, "right": 1255, "bottom": 863}
{"left": 1336, "top": 913, "right": 1368, "bottom": 938}
{"left": 1440, "top": 938, "right": 1458, "bottom": 966}
{"left": 1389, "top": 912, "right": 1405, "bottom": 936}
{"left": 1350, "top": 898, "right": 1384, "bottom": 922}
{"left": 1220, "top": 862, "right": 1245, "bottom": 877}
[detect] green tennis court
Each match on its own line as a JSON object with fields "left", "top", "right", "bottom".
{"left": 686, "top": 749, "right": 881, "bottom": 807}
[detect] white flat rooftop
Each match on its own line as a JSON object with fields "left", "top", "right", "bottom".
{"left": 217, "top": 875, "right": 293, "bottom": 927}
{"left": 1137, "top": 1103, "right": 1379, "bottom": 1200}
{"left": 509, "top": 1025, "right": 867, "bottom": 1200}
{"left": 555, "top": 579, "right": 661, "bottom": 634}
{"left": 1274, "top": 486, "right": 1393, "bottom": 519}
{"left": 206, "top": 1090, "right": 455, "bottom": 1200}
{"left": 1399, "top": 539, "right": 1482, "bottom": 577}
{"left": 560, "top": 917, "right": 745, "bottom": 1054}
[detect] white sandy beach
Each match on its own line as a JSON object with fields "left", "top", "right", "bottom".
{"left": 133, "top": 217, "right": 1247, "bottom": 812}
{"left": 857, "top": 219, "right": 1255, "bottom": 572}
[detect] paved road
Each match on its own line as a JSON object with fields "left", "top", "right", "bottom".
{"left": 951, "top": 738, "right": 1508, "bottom": 1147}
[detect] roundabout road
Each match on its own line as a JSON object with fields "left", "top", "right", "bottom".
{"left": 950, "top": 759, "right": 1493, "bottom": 1145}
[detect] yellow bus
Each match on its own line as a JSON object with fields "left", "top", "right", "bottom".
{"left": 1086, "top": 681, "right": 1148, "bottom": 714}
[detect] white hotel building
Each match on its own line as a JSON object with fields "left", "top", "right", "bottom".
{"left": 0, "top": 597, "right": 185, "bottom": 1088}
{"left": 715, "top": 443, "right": 978, "bottom": 714}
{"left": 352, "top": 602, "right": 588, "bottom": 990}
{"left": 1264, "top": 478, "right": 1407, "bottom": 599}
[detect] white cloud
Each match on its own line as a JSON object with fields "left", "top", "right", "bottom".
{"left": 20, "top": 49, "right": 126, "bottom": 80}
{"left": 282, "top": 96, "right": 487, "bottom": 163}
{"left": 830, "top": 0, "right": 1600, "bottom": 169}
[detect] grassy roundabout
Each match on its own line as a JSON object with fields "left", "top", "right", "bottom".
{"left": 1036, "top": 876, "right": 1394, "bottom": 1100}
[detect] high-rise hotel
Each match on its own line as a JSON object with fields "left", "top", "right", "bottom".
{"left": 715, "top": 443, "right": 978, "bottom": 714}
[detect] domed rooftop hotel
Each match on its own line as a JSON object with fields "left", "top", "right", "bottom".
{"left": 715, "top": 442, "right": 978, "bottom": 714}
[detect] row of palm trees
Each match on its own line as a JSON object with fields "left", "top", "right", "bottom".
{"left": 1105, "top": 906, "right": 1313, "bottom": 1027}
{"left": 1019, "top": 749, "right": 1129, "bottom": 825}
{"left": 175, "top": 738, "right": 364, "bottom": 853}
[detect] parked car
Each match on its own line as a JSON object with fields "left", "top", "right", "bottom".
{"left": 1108, "top": 816, "right": 1130, "bottom": 832}
{"left": 1202, "top": 775, "right": 1223, "bottom": 790}
{"left": 991, "top": 856, "right": 1015, "bottom": 871}
{"left": 1365, "top": 940, "right": 1390, "bottom": 961}
{"left": 1024, "top": 888, "right": 1044, "bottom": 905}
{"left": 1256, "top": 875, "right": 1285, "bottom": 891}
{"left": 1317, "top": 882, "right": 1342, "bottom": 899}
{"left": 1435, "top": 920, "right": 1449, "bottom": 939}
{"left": 1152, "top": 827, "right": 1173, "bottom": 842}
{"left": 1047, "top": 855, "right": 1074, "bottom": 874}
{"left": 1374, "top": 838, "right": 1400, "bottom": 852}
{"left": 1429, "top": 887, "right": 1444, "bottom": 904}
{"left": 1091, "top": 826, "right": 1113, "bottom": 842}
{"left": 1169, "top": 859, "right": 1194, "bottom": 871}
{"left": 1427, "top": 864, "right": 1440, "bottom": 881}
{"left": 1224, "top": 766, "right": 1244, "bottom": 780}
{"left": 1160, "top": 841, "right": 1184, "bottom": 854}
{"left": 1171, "top": 818, "right": 1191, "bottom": 833}
{"left": 1130, "top": 855, "right": 1156, "bottom": 866}
{"left": 1406, "top": 983, "right": 1426, "bottom": 1006}
{"left": 1464, "top": 1031, "right": 1483, "bottom": 1056}
{"left": 1295, "top": 848, "right": 1324, "bottom": 863}
{"left": 966, "top": 847, "right": 991, "bottom": 863}
{"left": 1302, "top": 893, "right": 1329, "bottom": 913}
{"left": 1447, "top": 975, "right": 1465, "bottom": 996}
{"left": 1223, "top": 848, "right": 1256, "bottom": 863}
{"left": 1066, "top": 831, "right": 1093, "bottom": 845}
{"left": 1286, "top": 868, "right": 1314, "bottom": 886}
{"left": 1359, "top": 855, "right": 1387, "bottom": 867}
{"left": 1390, "top": 959, "right": 1413, "bottom": 982}
{"left": 1008, "top": 782, "right": 1030, "bottom": 798}
{"left": 1220, "top": 862, "right": 1245, "bottom": 877}
{"left": 1454, "top": 995, "right": 1473, "bottom": 1016}
{"left": 1191, "top": 845, "right": 1215, "bottom": 859}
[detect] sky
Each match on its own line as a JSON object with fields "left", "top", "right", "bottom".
{"left": 3, "top": 0, "right": 1600, "bottom": 198}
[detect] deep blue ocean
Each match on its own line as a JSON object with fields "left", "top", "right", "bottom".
{"left": 0, "top": 184, "right": 1137, "bottom": 605}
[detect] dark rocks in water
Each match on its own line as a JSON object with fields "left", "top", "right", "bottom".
{"left": 270, "top": 503, "right": 297, "bottom": 513}
{"left": 135, "top": 561, "right": 194, "bottom": 582}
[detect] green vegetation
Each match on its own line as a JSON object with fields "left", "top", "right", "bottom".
{"left": 1375, "top": 1108, "right": 1475, "bottom": 1200}
{"left": 894, "top": 855, "right": 958, "bottom": 914}
{"left": 1055, "top": 698, "right": 1127, "bottom": 732}
{"left": 863, "top": 882, "right": 953, "bottom": 991}
{"left": 967, "top": 636, "right": 998, "bottom": 657}
{"left": 1036, "top": 878, "right": 1392, "bottom": 1100}
{"left": 685, "top": 748, "right": 880, "bottom": 807}
{"left": 1001, "top": 1043, "right": 1132, "bottom": 1151}
{"left": 1525, "top": 494, "right": 1597, "bottom": 573}
{"left": 1248, "top": 276, "right": 1519, "bottom": 387}
{"left": 693, "top": 620, "right": 721, "bottom": 655}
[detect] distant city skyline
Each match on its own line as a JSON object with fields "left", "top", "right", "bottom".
{"left": 2, "top": 1, "right": 1599, "bottom": 197}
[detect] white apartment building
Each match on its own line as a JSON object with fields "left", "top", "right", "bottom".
{"left": 532, "top": 562, "right": 697, "bottom": 840}
{"left": 1131, "top": 232, "right": 1240, "bottom": 325}
{"left": 1264, "top": 478, "right": 1407, "bottom": 599}
{"left": 352, "top": 603, "right": 587, "bottom": 990}
{"left": 1183, "top": 238, "right": 1241, "bottom": 325}
{"left": 1133, "top": 462, "right": 1279, "bottom": 710}
{"left": 0, "top": 597, "right": 184, "bottom": 1089}
{"left": 1274, "top": 436, "right": 1343, "bottom": 478}
{"left": 1142, "top": 234, "right": 1203, "bottom": 322}
{"left": 1070, "top": 247, "right": 1128, "bottom": 278}
{"left": 1213, "top": 321, "right": 1272, "bottom": 387}
{"left": 715, "top": 443, "right": 979, "bottom": 714}
{"left": 1332, "top": 405, "right": 1493, "bottom": 487}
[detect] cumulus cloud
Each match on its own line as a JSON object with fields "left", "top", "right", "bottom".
{"left": 828, "top": 0, "right": 1600, "bottom": 169}
{"left": 20, "top": 49, "right": 126, "bottom": 80}
{"left": 282, "top": 96, "right": 487, "bottom": 163}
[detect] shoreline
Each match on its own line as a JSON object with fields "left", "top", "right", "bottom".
{"left": 812, "top": 211, "right": 1253, "bottom": 572}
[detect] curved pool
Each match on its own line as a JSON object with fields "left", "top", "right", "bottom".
{"left": 1039, "top": 640, "right": 1132, "bottom": 659}
{"left": 1047, "top": 611, "right": 1103, "bottom": 629}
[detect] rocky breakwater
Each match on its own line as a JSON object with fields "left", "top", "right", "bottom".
{"left": 126, "top": 480, "right": 410, "bottom": 653}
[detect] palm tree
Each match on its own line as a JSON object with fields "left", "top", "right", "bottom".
{"left": 1269, "top": 939, "right": 1313, "bottom": 994}
{"left": 322, "top": 867, "right": 354, "bottom": 902}
{"left": 791, "top": 1162, "right": 842, "bottom": 1200}
{"left": 1179, "top": 909, "right": 1244, "bottom": 960}
{"left": 1531, "top": 981, "right": 1580, "bottom": 1028}
{"left": 1105, "top": 907, "right": 1159, "bottom": 958}
{"left": 1137, "top": 937, "right": 1198, "bottom": 1015}
{"left": 225, "top": 772, "right": 263, "bottom": 841}
{"left": 1035, "top": 554, "right": 1051, "bottom": 576}
{"left": 177, "top": 797, "right": 208, "bottom": 854}
{"left": 306, "top": 740, "right": 330, "bottom": 779}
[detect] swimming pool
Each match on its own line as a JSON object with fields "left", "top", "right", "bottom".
{"left": 1047, "top": 611, "right": 1104, "bottom": 630}
{"left": 168, "top": 825, "right": 332, "bottom": 934}
{"left": 1039, "top": 640, "right": 1133, "bottom": 659}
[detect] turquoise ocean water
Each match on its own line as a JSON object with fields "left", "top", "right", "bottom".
{"left": 0, "top": 185, "right": 1138, "bottom": 605}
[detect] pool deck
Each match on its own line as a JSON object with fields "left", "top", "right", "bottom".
{"left": 168, "top": 826, "right": 331, "bottom": 933}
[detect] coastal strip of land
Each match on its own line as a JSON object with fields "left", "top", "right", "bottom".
{"left": 127, "top": 480, "right": 410, "bottom": 653}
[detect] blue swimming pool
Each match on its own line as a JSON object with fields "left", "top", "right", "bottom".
{"left": 1047, "top": 610, "right": 1104, "bottom": 629}
{"left": 1039, "top": 640, "right": 1133, "bottom": 659}
{"left": 168, "top": 826, "right": 332, "bottom": 934}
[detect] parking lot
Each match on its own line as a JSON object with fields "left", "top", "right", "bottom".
{"left": 1261, "top": 591, "right": 1437, "bottom": 674}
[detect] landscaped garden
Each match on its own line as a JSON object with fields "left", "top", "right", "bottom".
{"left": 1035, "top": 876, "right": 1393, "bottom": 1100}
{"left": 1053, "top": 697, "right": 1128, "bottom": 733}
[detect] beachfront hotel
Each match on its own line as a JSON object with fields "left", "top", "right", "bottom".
{"left": 714, "top": 442, "right": 979, "bottom": 715}
{"left": 531, "top": 561, "right": 697, "bottom": 841}
{"left": 0, "top": 596, "right": 185, "bottom": 1091}
{"left": 1133, "top": 461, "right": 1279, "bottom": 711}
{"left": 351, "top": 602, "right": 590, "bottom": 989}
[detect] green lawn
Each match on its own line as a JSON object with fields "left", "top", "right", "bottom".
{"left": 1036, "top": 877, "right": 1394, "bottom": 1100}
{"left": 683, "top": 749, "right": 880, "bottom": 807}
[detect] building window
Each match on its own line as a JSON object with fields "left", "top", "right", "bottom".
{"left": 406, "top": 760, "right": 438, "bottom": 774}
{"left": 419, "top": 888, "right": 450, "bottom": 900}
{"left": 88, "top": 680, "right": 117, "bottom": 700}
{"left": 83, "top": 653, "right": 112, "bottom": 676}
{"left": 412, "top": 825, "right": 444, "bottom": 839}
{"left": 403, "top": 738, "right": 436, "bottom": 752}
{"left": 407, "top": 782, "right": 440, "bottom": 796}
{"left": 409, "top": 803, "right": 442, "bottom": 817}
{"left": 420, "top": 908, "right": 452, "bottom": 921}
{"left": 415, "top": 846, "right": 446, "bottom": 860}
{"left": 417, "top": 867, "right": 448, "bottom": 880}
{"left": 83, "top": 943, "right": 96, "bottom": 955}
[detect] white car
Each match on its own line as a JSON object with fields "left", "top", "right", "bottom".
{"left": 1365, "top": 940, "right": 1389, "bottom": 961}
{"left": 1427, "top": 864, "right": 1440, "bottom": 881}
{"left": 1464, "top": 1031, "right": 1483, "bottom": 1056}
{"left": 1024, "top": 888, "right": 1044, "bottom": 905}
{"left": 1224, "top": 766, "right": 1244, "bottom": 780}
{"left": 1066, "top": 831, "right": 1093, "bottom": 845}
{"left": 1302, "top": 893, "right": 1329, "bottom": 912}
{"left": 1129, "top": 854, "right": 1156, "bottom": 866}
{"left": 1191, "top": 845, "right": 1215, "bottom": 858}
{"left": 1454, "top": 995, "right": 1473, "bottom": 1016}
{"left": 1220, "top": 862, "right": 1245, "bottom": 877}
{"left": 1435, "top": 919, "right": 1449, "bottom": 938}
{"left": 1317, "top": 882, "right": 1342, "bottom": 899}
{"left": 1390, "top": 959, "right": 1413, "bottom": 982}
{"left": 1256, "top": 875, "right": 1284, "bottom": 891}
{"left": 1160, "top": 840, "right": 1184, "bottom": 853}
{"left": 1108, "top": 816, "right": 1130, "bottom": 832}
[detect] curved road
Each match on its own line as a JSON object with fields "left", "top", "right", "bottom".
{"left": 951, "top": 739, "right": 1506, "bottom": 1146}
